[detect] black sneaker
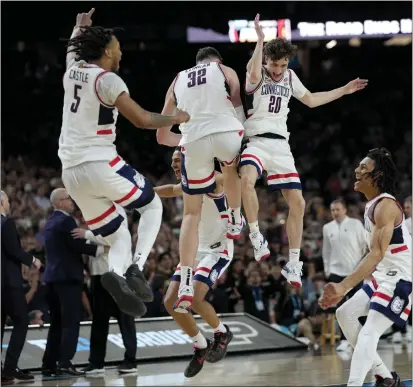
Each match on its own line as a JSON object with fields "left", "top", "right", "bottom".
{"left": 57, "top": 363, "right": 85, "bottom": 376}
{"left": 125, "top": 263, "right": 154, "bottom": 302}
{"left": 206, "top": 325, "right": 233, "bottom": 363}
{"left": 374, "top": 372, "right": 405, "bottom": 387}
{"left": 82, "top": 364, "right": 105, "bottom": 375}
{"left": 3, "top": 368, "right": 34, "bottom": 381}
{"left": 117, "top": 362, "right": 137, "bottom": 374}
{"left": 1, "top": 375, "right": 14, "bottom": 385}
{"left": 101, "top": 271, "right": 147, "bottom": 317}
{"left": 184, "top": 339, "right": 212, "bottom": 378}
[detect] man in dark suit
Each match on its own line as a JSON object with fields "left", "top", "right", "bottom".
{"left": 1, "top": 190, "right": 42, "bottom": 383}
{"left": 42, "top": 188, "right": 106, "bottom": 377}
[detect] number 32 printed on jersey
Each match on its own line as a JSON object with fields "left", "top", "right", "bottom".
{"left": 187, "top": 68, "right": 207, "bottom": 88}
{"left": 268, "top": 96, "right": 281, "bottom": 114}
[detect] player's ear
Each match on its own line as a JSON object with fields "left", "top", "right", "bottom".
{"left": 105, "top": 47, "right": 112, "bottom": 59}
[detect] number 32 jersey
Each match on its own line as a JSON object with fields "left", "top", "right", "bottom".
{"left": 244, "top": 67, "right": 307, "bottom": 140}
{"left": 174, "top": 62, "right": 241, "bottom": 145}
{"left": 59, "top": 60, "right": 129, "bottom": 170}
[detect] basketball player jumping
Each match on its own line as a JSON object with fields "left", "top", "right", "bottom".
{"left": 239, "top": 14, "right": 368, "bottom": 288}
{"left": 320, "top": 148, "right": 410, "bottom": 386}
{"left": 59, "top": 9, "right": 190, "bottom": 316}
{"left": 154, "top": 147, "right": 239, "bottom": 377}
{"left": 157, "top": 47, "right": 246, "bottom": 312}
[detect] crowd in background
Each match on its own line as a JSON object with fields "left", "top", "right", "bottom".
{"left": 1, "top": 39, "right": 411, "bottom": 342}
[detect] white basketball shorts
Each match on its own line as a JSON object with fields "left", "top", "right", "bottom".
{"left": 62, "top": 155, "right": 154, "bottom": 237}
{"left": 240, "top": 137, "right": 302, "bottom": 191}
{"left": 181, "top": 130, "right": 243, "bottom": 195}
{"left": 172, "top": 240, "right": 233, "bottom": 288}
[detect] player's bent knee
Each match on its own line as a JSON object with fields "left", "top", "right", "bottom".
{"left": 137, "top": 192, "right": 163, "bottom": 215}
{"left": 335, "top": 303, "right": 348, "bottom": 324}
{"left": 103, "top": 223, "right": 131, "bottom": 247}
{"left": 240, "top": 172, "right": 256, "bottom": 193}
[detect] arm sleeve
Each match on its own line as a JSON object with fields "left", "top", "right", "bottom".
{"left": 289, "top": 69, "right": 308, "bottom": 99}
{"left": 1, "top": 218, "right": 33, "bottom": 267}
{"left": 85, "top": 230, "right": 108, "bottom": 246}
{"left": 61, "top": 216, "right": 99, "bottom": 256}
{"left": 96, "top": 72, "right": 130, "bottom": 106}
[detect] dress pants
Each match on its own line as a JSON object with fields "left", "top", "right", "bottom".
{"left": 42, "top": 281, "right": 83, "bottom": 369}
{"left": 1, "top": 286, "right": 29, "bottom": 372}
{"left": 89, "top": 275, "right": 137, "bottom": 368}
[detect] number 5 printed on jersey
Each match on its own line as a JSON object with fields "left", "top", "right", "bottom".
{"left": 268, "top": 96, "right": 281, "bottom": 114}
{"left": 187, "top": 68, "right": 207, "bottom": 88}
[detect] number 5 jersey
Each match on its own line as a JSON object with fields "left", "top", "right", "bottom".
{"left": 59, "top": 60, "right": 129, "bottom": 170}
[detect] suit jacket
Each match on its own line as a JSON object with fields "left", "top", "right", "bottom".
{"left": 43, "top": 211, "right": 98, "bottom": 283}
{"left": 1, "top": 215, "right": 33, "bottom": 288}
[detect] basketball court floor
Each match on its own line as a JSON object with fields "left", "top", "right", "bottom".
{"left": 17, "top": 342, "right": 412, "bottom": 386}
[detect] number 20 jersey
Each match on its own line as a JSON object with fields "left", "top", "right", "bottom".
{"left": 244, "top": 67, "right": 307, "bottom": 141}
{"left": 174, "top": 62, "right": 241, "bottom": 145}
{"left": 59, "top": 61, "right": 128, "bottom": 170}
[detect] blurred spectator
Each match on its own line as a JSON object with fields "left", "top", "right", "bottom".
{"left": 28, "top": 310, "right": 44, "bottom": 326}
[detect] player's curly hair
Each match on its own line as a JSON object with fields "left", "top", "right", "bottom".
{"left": 66, "top": 26, "right": 122, "bottom": 62}
{"left": 366, "top": 147, "right": 397, "bottom": 196}
{"left": 263, "top": 38, "right": 298, "bottom": 61}
{"left": 195, "top": 47, "right": 223, "bottom": 64}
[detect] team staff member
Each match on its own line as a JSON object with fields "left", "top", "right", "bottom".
{"left": 72, "top": 205, "right": 137, "bottom": 375}
{"left": 322, "top": 198, "right": 368, "bottom": 352}
{"left": 1, "top": 190, "right": 42, "bottom": 383}
{"left": 41, "top": 188, "right": 106, "bottom": 377}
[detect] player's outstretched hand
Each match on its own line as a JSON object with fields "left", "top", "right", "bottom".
{"left": 254, "top": 14, "right": 265, "bottom": 42}
{"left": 318, "top": 282, "right": 346, "bottom": 309}
{"left": 174, "top": 109, "right": 190, "bottom": 124}
{"left": 344, "top": 78, "right": 368, "bottom": 94}
{"left": 76, "top": 8, "right": 95, "bottom": 28}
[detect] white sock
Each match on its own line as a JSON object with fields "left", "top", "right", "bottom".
{"left": 134, "top": 194, "right": 163, "bottom": 259}
{"left": 180, "top": 266, "right": 193, "bottom": 287}
{"left": 249, "top": 221, "right": 259, "bottom": 233}
{"left": 103, "top": 226, "right": 132, "bottom": 278}
{"left": 347, "top": 310, "right": 393, "bottom": 386}
{"left": 336, "top": 290, "right": 392, "bottom": 381}
{"left": 190, "top": 331, "right": 207, "bottom": 349}
{"left": 371, "top": 361, "right": 393, "bottom": 379}
{"left": 289, "top": 248, "right": 300, "bottom": 263}
{"left": 213, "top": 321, "right": 226, "bottom": 334}
{"left": 229, "top": 207, "right": 241, "bottom": 224}
{"left": 134, "top": 253, "right": 147, "bottom": 272}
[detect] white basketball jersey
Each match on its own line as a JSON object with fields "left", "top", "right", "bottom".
{"left": 59, "top": 61, "right": 128, "bottom": 169}
{"left": 198, "top": 192, "right": 228, "bottom": 250}
{"left": 244, "top": 67, "right": 307, "bottom": 140}
{"left": 174, "top": 62, "right": 241, "bottom": 145}
{"left": 364, "top": 193, "right": 412, "bottom": 282}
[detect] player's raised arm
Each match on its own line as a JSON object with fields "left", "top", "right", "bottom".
{"left": 246, "top": 14, "right": 265, "bottom": 87}
{"left": 154, "top": 184, "right": 183, "bottom": 198}
{"left": 66, "top": 8, "right": 95, "bottom": 68}
{"left": 298, "top": 77, "right": 368, "bottom": 108}
{"left": 220, "top": 65, "right": 246, "bottom": 123}
{"left": 157, "top": 79, "right": 183, "bottom": 146}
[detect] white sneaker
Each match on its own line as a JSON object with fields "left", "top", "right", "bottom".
{"left": 173, "top": 285, "right": 194, "bottom": 314}
{"left": 336, "top": 340, "right": 352, "bottom": 352}
{"left": 281, "top": 261, "right": 303, "bottom": 288}
{"left": 249, "top": 232, "right": 270, "bottom": 262}
{"left": 392, "top": 331, "right": 402, "bottom": 344}
{"left": 227, "top": 214, "right": 246, "bottom": 240}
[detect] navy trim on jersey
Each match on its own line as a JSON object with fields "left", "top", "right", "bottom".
{"left": 92, "top": 214, "right": 124, "bottom": 237}
{"left": 115, "top": 164, "right": 156, "bottom": 210}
